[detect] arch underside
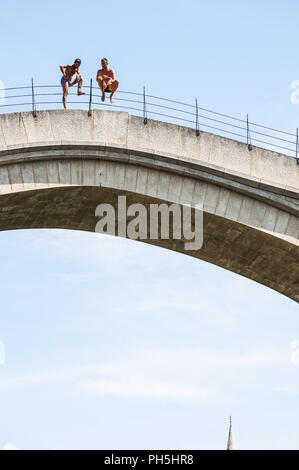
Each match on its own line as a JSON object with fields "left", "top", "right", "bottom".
{"left": 0, "top": 109, "right": 298, "bottom": 302}
{"left": 0, "top": 185, "right": 298, "bottom": 302}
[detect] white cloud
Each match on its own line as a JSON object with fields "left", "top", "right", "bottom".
{"left": 18, "top": 229, "right": 199, "bottom": 274}
{"left": 75, "top": 378, "right": 217, "bottom": 403}
{"left": 0, "top": 344, "right": 292, "bottom": 403}
{"left": 25, "top": 230, "right": 150, "bottom": 263}
{"left": 55, "top": 272, "right": 100, "bottom": 283}
{"left": 2, "top": 443, "right": 18, "bottom": 450}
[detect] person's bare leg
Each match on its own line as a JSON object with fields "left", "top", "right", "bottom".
{"left": 62, "top": 81, "right": 69, "bottom": 109}
{"left": 70, "top": 76, "right": 85, "bottom": 96}
{"left": 109, "top": 79, "right": 119, "bottom": 103}
{"left": 77, "top": 74, "right": 85, "bottom": 96}
{"left": 97, "top": 77, "right": 106, "bottom": 102}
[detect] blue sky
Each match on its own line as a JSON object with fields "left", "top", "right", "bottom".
{"left": 0, "top": 0, "right": 299, "bottom": 450}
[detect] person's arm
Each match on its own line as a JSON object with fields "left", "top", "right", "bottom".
{"left": 97, "top": 70, "right": 111, "bottom": 85}
{"left": 103, "top": 69, "right": 115, "bottom": 80}
{"left": 59, "top": 65, "right": 70, "bottom": 77}
{"left": 100, "top": 69, "right": 115, "bottom": 81}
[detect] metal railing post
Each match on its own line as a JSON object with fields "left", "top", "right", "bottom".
{"left": 88, "top": 78, "right": 93, "bottom": 117}
{"left": 1, "top": 84, "right": 299, "bottom": 161}
{"left": 247, "top": 114, "right": 252, "bottom": 151}
{"left": 195, "top": 98, "right": 200, "bottom": 136}
{"left": 143, "top": 86, "right": 147, "bottom": 125}
{"left": 31, "top": 78, "right": 37, "bottom": 118}
{"left": 296, "top": 128, "right": 299, "bottom": 165}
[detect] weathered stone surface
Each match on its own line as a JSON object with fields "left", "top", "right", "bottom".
{"left": 0, "top": 109, "right": 298, "bottom": 301}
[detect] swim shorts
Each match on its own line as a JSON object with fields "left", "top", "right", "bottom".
{"left": 61, "top": 77, "right": 71, "bottom": 85}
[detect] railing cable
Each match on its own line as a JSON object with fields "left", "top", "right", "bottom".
{"left": 0, "top": 82, "right": 298, "bottom": 159}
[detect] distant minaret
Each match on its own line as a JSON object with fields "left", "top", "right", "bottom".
{"left": 227, "top": 416, "right": 236, "bottom": 450}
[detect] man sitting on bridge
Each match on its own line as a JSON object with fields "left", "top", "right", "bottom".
{"left": 60, "top": 59, "right": 85, "bottom": 109}
{"left": 97, "top": 58, "right": 119, "bottom": 104}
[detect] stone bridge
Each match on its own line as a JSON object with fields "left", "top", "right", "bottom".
{"left": 0, "top": 109, "right": 298, "bottom": 301}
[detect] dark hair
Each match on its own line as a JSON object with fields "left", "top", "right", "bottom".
{"left": 74, "top": 58, "right": 81, "bottom": 64}
{"left": 101, "top": 57, "right": 108, "bottom": 62}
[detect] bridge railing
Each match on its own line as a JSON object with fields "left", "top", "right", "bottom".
{"left": 0, "top": 82, "right": 298, "bottom": 162}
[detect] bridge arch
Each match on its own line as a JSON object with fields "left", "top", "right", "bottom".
{"left": 0, "top": 109, "right": 298, "bottom": 301}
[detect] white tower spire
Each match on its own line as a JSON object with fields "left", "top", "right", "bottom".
{"left": 227, "top": 416, "right": 236, "bottom": 450}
